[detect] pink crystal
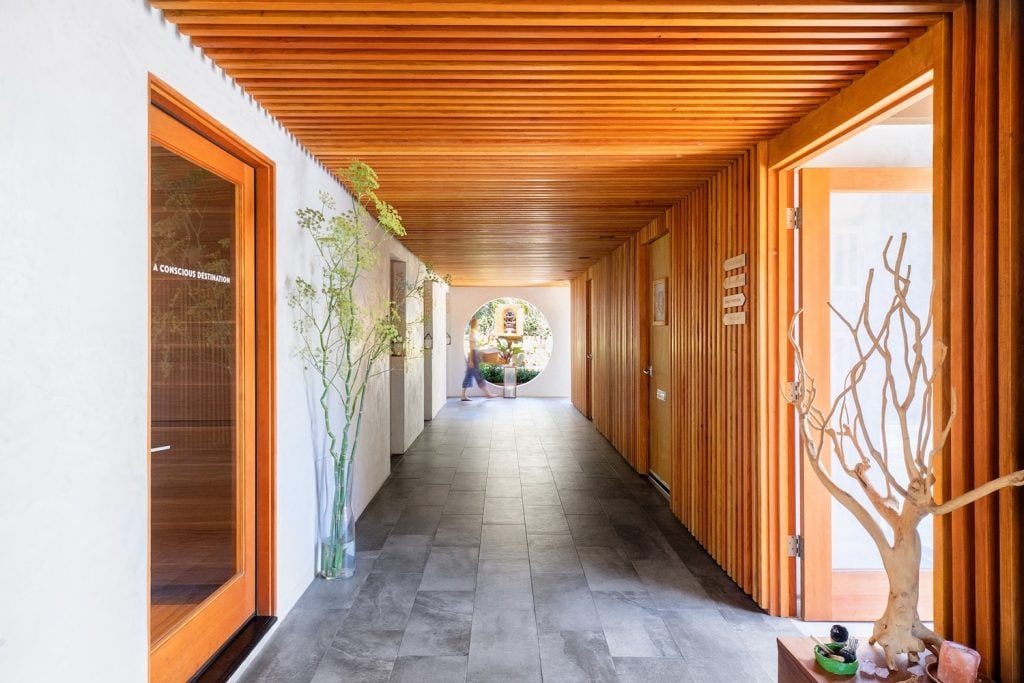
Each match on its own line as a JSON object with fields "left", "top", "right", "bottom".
{"left": 937, "top": 641, "right": 980, "bottom": 683}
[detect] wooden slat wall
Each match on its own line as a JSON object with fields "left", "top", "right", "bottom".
{"left": 670, "top": 149, "right": 764, "bottom": 603}
{"left": 575, "top": 233, "right": 648, "bottom": 473}
{"left": 569, "top": 276, "right": 589, "bottom": 418}
{"left": 572, "top": 148, "right": 768, "bottom": 605}
{"left": 936, "top": 2, "right": 1023, "bottom": 680}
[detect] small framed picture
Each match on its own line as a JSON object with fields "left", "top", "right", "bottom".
{"left": 652, "top": 277, "right": 668, "bottom": 326}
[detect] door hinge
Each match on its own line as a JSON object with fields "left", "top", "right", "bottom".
{"left": 787, "top": 534, "right": 803, "bottom": 558}
{"left": 786, "top": 207, "right": 802, "bottom": 230}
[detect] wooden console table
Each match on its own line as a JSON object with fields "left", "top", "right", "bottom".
{"left": 777, "top": 636, "right": 935, "bottom": 682}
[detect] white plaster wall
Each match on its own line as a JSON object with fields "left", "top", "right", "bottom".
{"left": 423, "top": 280, "right": 448, "bottom": 420}
{"left": 0, "top": 2, "right": 423, "bottom": 679}
{"left": 447, "top": 287, "right": 571, "bottom": 398}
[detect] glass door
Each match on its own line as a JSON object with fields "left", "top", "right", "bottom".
{"left": 149, "top": 105, "right": 256, "bottom": 682}
{"left": 798, "top": 166, "right": 934, "bottom": 622}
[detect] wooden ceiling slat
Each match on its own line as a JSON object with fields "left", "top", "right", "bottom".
{"left": 151, "top": 0, "right": 942, "bottom": 283}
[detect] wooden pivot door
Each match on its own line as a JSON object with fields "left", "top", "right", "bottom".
{"left": 798, "top": 166, "right": 933, "bottom": 622}
{"left": 149, "top": 105, "right": 257, "bottom": 681}
{"left": 647, "top": 234, "right": 671, "bottom": 490}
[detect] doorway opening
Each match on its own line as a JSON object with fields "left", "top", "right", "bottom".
{"left": 791, "top": 92, "right": 935, "bottom": 623}
{"left": 148, "top": 78, "right": 276, "bottom": 682}
{"left": 464, "top": 297, "right": 554, "bottom": 390}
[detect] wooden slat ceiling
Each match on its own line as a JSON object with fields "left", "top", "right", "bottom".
{"left": 151, "top": 1, "right": 950, "bottom": 285}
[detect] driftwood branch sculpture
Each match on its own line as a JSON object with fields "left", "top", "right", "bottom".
{"left": 787, "top": 233, "right": 1024, "bottom": 669}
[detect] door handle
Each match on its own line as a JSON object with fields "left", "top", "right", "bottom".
{"left": 150, "top": 445, "right": 171, "bottom": 453}
{"left": 642, "top": 366, "right": 653, "bottom": 377}
{"left": 586, "top": 354, "right": 593, "bottom": 360}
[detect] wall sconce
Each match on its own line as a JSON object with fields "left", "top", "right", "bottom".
{"left": 424, "top": 333, "right": 433, "bottom": 350}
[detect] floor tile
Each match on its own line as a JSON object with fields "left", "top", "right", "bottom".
{"left": 373, "top": 534, "right": 433, "bottom": 574}
{"left": 525, "top": 505, "right": 571, "bottom": 535}
{"left": 593, "top": 592, "right": 681, "bottom": 658}
{"left": 528, "top": 534, "right": 583, "bottom": 575}
{"left": 533, "top": 574, "right": 602, "bottom": 632}
{"left": 451, "top": 472, "right": 487, "bottom": 491}
{"left": 538, "top": 631, "right": 618, "bottom": 683}
{"left": 566, "top": 514, "right": 621, "bottom": 548}
{"left": 398, "top": 591, "right": 474, "bottom": 656}
{"left": 611, "top": 657, "right": 691, "bottom": 682}
{"left": 407, "top": 484, "right": 451, "bottom": 506}
{"left": 479, "top": 523, "right": 529, "bottom": 561}
{"left": 483, "top": 497, "right": 525, "bottom": 524}
{"left": 393, "top": 505, "right": 444, "bottom": 536}
{"left": 518, "top": 467, "right": 555, "bottom": 485}
{"left": 521, "top": 483, "right": 561, "bottom": 505}
{"left": 389, "top": 656, "right": 468, "bottom": 683}
{"left": 577, "top": 547, "right": 646, "bottom": 593}
{"left": 631, "top": 558, "right": 711, "bottom": 610}
{"left": 474, "top": 558, "right": 534, "bottom": 611}
{"left": 558, "top": 491, "right": 606, "bottom": 516}
{"left": 421, "top": 546, "right": 479, "bottom": 592}
{"left": 467, "top": 609, "right": 541, "bottom": 682}
{"left": 330, "top": 627, "right": 404, "bottom": 661}
{"left": 484, "top": 476, "right": 522, "bottom": 498}
{"left": 344, "top": 572, "right": 422, "bottom": 630}
{"left": 444, "top": 490, "right": 486, "bottom": 515}
{"left": 355, "top": 522, "right": 394, "bottom": 553}
{"left": 434, "top": 514, "right": 483, "bottom": 547}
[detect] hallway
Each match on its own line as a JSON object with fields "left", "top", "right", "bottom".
{"left": 240, "top": 398, "right": 798, "bottom": 682}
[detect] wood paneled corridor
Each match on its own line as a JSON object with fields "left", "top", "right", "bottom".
{"left": 239, "top": 398, "right": 799, "bottom": 682}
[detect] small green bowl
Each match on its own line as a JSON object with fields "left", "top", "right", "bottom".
{"left": 814, "top": 642, "right": 859, "bottom": 676}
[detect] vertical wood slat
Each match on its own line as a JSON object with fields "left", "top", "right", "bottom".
{"left": 936, "top": 2, "right": 1024, "bottom": 680}
{"left": 995, "top": 2, "right": 1022, "bottom": 678}
{"left": 571, "top": 235, "right": 647, "bottom": 472}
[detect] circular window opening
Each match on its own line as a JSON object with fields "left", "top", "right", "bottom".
{"left": 464, "top": 297, "right": 553, "bottom": 386}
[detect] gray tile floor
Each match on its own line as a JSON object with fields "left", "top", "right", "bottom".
{"left": 239, "top": 398, "right": 798, "bottom": 682}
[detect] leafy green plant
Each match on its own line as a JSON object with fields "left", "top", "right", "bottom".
{"left": 478, "top": 363, "right": 541, "bottom": 385}
{"left": 495, "top": 337, "right": 524, "bottom": 365}
{"left": 289, "top": 161, "right": 447, "bottom": 578}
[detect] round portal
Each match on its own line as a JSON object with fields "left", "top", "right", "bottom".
{"left": 464, "top": 298, "right": 553, "bottom": 386}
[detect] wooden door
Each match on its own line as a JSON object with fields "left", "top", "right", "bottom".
{"left": 149, "top": 106, "right": 257, "bottom": 681}
{"left": 648, "top": 234, "right": 671, "bottom": 489}
{"left": 798, "top": 166, "right": 933, "bottom": 622}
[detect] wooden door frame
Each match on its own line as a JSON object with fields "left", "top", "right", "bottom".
{"left": 762, "top": 24, "right": 943, "bottom": 618}
{"left": 148, "top": 76, "right": 277, "bottom": 662}
{"left": 798, "top": 166, "right": 934, "bottom": 622}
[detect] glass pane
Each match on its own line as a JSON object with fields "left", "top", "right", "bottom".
{"left": 828, "top": 191, "right": 933, "bottom": 572}
{"left": 150, "top": 143, "right": 238, "bottom": 643}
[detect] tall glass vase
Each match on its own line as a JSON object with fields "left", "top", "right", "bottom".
{"left": 318, "top": 455, "right": 356, "bottom": 579}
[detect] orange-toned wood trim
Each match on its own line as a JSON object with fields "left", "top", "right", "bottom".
{"left": 148, "top": 75, "right": 278, "bottom": 622}
{"left": 796, "top": 167, "right": 833, "bottom": 622}
{"left": 149, "top": 105, "right": 257, "bottom": 683}
{"left": 824, "top": 166, "right": 932, "bottom": 191}
{"left": 768, "top": 25, "right": 939, "bottom": 170}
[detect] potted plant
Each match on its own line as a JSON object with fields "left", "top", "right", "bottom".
{"left": 787, "top": 233, "right": 1024, "bottom": 668}
{"left": 289, "top": 161, "right": 445, "bottom": 579}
